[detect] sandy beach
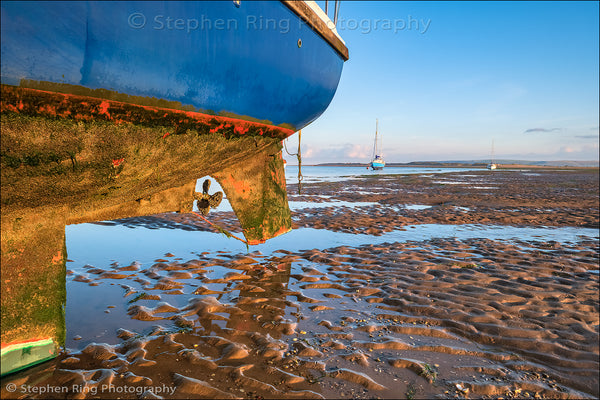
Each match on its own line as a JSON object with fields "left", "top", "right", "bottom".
{"left": 1, "top": 168, "right": 598, "bottom": 399}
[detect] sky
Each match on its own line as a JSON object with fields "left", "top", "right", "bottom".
{"left": 284, "top": 1, "right": 599, "bottom": 164}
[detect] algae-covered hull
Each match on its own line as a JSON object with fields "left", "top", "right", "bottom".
{"left": 0, "top": 109, "right": 294, "bottom": 377}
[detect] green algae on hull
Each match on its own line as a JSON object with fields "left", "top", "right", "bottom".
{"left": 1, "top": 104, "right": 294, "bottom": 374}
{"left": 0, "top": 206, "right": 66, "bottom": 376}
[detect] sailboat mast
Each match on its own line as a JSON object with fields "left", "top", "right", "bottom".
{"left": 375, "top": 119, "right": 379, "bottom": 155}
{"left": 378, "top": 120, "right": 382, "bottom": 157}
{"left": 372, "top": 119, "right": 378, "bottom": 159}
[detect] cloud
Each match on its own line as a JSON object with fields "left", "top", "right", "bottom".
{"left": 560, "top": 146, "right": 575, "bottom": 153}
{"left": 289, "top": 143, "right": 371, "bottom": 164}
{"left": 523, "top": 128, "right": 562, "bottom": 133}
{"left": 502, "top": 142, "right": 599, "bottom": 161}
{"left": 575, "top": 135, "right": 598, "bottom": 139}
{"left": 302, "top": 145, "right": 315, "bottom": 158}
{"left": 320, "top": 143, "right": 371, "bottom": 160}
{"left": 345, "top": 144, "right": 369, "bottom": 159}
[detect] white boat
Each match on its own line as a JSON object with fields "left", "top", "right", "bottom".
{"left": 370, "top": 119, "right": 385, "bottom": 170}
{"left": 487, "top": 139, "right": 497, "bottom": 170}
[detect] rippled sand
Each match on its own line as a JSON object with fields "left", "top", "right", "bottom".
{"left": 2, "top": 170, "right": 598, "bottom": 399}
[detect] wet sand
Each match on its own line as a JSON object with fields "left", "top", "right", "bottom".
{"left": 2, "top": 169, "right": 598, "bottom": 399}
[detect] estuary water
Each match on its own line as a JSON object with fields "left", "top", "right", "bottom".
{"left": 283, "top": 165, "right": 484, "bottom": 182}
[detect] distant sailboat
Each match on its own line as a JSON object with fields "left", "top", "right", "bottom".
{"left": 370, "top": 119, "right": 385, "bottom": 170}
{"left": 487, "top": 139, "right": 497, "bottom": 170}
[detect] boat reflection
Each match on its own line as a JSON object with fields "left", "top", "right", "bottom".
{"left": 224, "top": 262, "right": 294, "bottom": 340}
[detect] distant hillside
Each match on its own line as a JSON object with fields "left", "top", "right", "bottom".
{"left": 426, "top": 160, "right": 599, "bottom": 167}
{"left": 315, "top": 160, "right": 598, "bottom": 168}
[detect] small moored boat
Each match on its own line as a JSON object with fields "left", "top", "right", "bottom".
{"left": 487, "top": 139, "right": 498, "bottom": 170}
{"left": 370, "top": 119, "right": 385, "bottom": 170}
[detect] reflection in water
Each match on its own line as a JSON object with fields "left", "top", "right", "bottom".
{"left": 225, "top": 262, "right": 293, "bottom": 340}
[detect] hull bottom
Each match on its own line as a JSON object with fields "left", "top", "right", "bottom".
{"left": 1, "top": 84, "right": 293, "bottom": 140}
{"left": 1, "top": 84, "right": 294, "bottom": 244}
{"left": 2, "top": 95, "right": 294, "bottom": 371}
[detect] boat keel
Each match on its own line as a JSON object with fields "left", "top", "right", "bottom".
{"left": 214, "top": 143, "right": 292, "bottom": 245}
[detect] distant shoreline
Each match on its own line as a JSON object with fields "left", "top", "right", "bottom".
{"left": 286, "top": 163, "right": 599, "bottom": 169}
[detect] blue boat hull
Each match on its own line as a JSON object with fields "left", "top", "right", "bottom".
{"left": 1, "top": 1, "right": 345, "bottom": 130}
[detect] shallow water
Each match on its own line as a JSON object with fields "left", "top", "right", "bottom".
{"left": 285, "top": 165, "right": 484, "bottom": 183}
{"left": 402, "top": 204, "right": 432, "bottom": 210}
{"left": 289, "top": 200, "right": 378, "bottom": 210}
{"left": 66, "top": 223, "right": 598, "bottom": 269}
{"left": 64, "top": 220, "right": 598, "bottom": 353}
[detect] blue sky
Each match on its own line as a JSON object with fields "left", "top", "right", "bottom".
{"left": 285, "top": 1, "right": 599, "bottom": 164}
